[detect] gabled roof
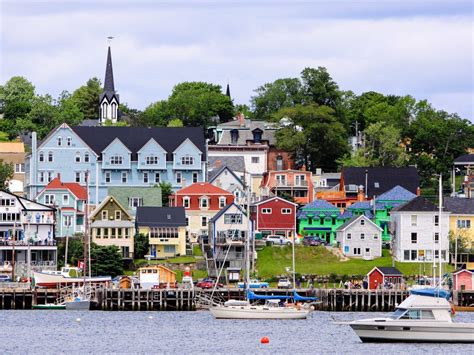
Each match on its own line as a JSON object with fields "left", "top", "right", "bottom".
{"left": 342, "top": 167, "right": 420, "bottom": 197}
{"left": 453, "top": 153, "right": 474, "bottom": 165}
{"left": 175, "top": 182, "right": 233, "bottom": 196}
{"left": 42, "top": 177, "right": 87, "bottom": 200}
{"left": 370, "top": 266, "right": 403, "bottom": 276}
{"left": 0, "top": 142, "right": 24, "bottom": 153}
{"left": 208, "top": 156, "right": 245, "bottom": 173}
{"left": 90, "top": 195, "right": 132, "bottom": 221}
{"left": 302, "top": 199, "right": 339, "bottom": 210}
{"left": 376, "top": 185, "right": 417, "bottom": 202}
{"left": 70, "top": 126, "right": 206, "bottom": 161}
{"left": 337, "top": 215, "right": 382, "bottom": 232}
{"left": 444, "top": 197, "right": 474, "bottom": 215}
{"left": 253, "top": 196, "right": 298, "bottom": 207}
{"left": 208, "top": 165, "right": 244, "bottom": 186}
{"left": 136, "top": 207, "right": 186, "bottom": 227}
{"left": 210, "top": 202, "right": 247, "bottom": 223}
{"left": 391, "top": 196, "right": 439, "bottom": 213}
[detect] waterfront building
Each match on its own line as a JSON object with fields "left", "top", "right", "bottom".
{"left": 35, "top": 175, "right": 87, "bottom": 238}
{"left": 25, "top": 123, "right": 207, "bottom": 204}
{"left": 0, "top": 190, "right": 56, "bottom": 277}
{"left": 0, "top": 142, "right": 25, "bottom": 195}
{"left": 336, "top": 215, "right": 382, "bottom": 258}
{"left": 452, "top": 269, "right": 473, "bottom": 291}
{"left": 260, "top": 168, "right": 314, "bottom": 205}
{"left": 90, "top": 195, "right": 135, "bottom": 259}
{"left": 390, "top": 196, "right": 449, "bottom": 263}
{"left": 108, "top": 186, "right": 162, "bottom": 215}
{"left": 136, "top": 207, "right": 187, "bottom": 259}
{"left": 170, "top": 182, "right": 234, "bottom": 243}
{"left": 208, "top": 202, "right": 252, "bottom": 278}
{"left": 367, "top": 267, "right": 403, "bottom": 290}
{"left": 251, "top": 196, "right": 297, "bottom": 238}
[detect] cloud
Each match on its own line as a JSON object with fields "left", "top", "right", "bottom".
{"left": 0, "top": 1, "right": 472, "bottom": 120}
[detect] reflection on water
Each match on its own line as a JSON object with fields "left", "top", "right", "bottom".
{"left": 0, "top": 310, "right": 472, "bottom": 354}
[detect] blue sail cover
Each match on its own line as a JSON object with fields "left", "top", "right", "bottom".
{"left": 247, "top": 290, "right": 291, "bottom": 300}
{"left": 410, "top": 288, "right": 451, "bottom": 300}
{"left": 293, "top": 290, "right": 318, "bottom": 301}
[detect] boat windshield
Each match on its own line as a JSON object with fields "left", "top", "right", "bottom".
{"left": 389, "top": 309, "right": 436, "bottom": 320}
{"left": 389, "top": 308, "right": 407, "bottom": 319}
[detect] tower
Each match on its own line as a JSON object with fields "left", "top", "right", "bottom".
{"left": 99, "top": 44, "right": 119, "bottom": 125}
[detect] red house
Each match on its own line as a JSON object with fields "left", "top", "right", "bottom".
{"left": 453, "top": 269, "right": 473, "bottom": 291}
{"left": 252, "top": 196, "right": 298, "bottom": 238}
{"left": 367, "top": 267, "right": 403, "bottom": 290}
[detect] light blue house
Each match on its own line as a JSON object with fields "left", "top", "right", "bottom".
{"left": 25, "top": 124, "right": 207, "bottom": 205}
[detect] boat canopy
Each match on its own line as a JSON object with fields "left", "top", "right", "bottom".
{"left": 247, "top": 290, "right": 291, "bottom": 300}
{"left": 293, "top": 291, "right": 318, "bottom": 301}
{"left": 410, "top": 288, "right": 450, "bottom": 300}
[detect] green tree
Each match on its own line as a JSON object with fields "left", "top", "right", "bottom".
{"left": 339, "top": 122, "right": 408, "bottom": 167}
{"left": 91, "top": 245, "right": 123, "bottom": 277}
{"left": 134, "top": 233, "right": 150, "bottom": 259}
{"left": 159, "top": 182, "right": 173, "bottom": 206}
{"left": 0, "top": 160, "right": 14, "bottom": 189}
{"left": 141, "top": 100, "right": 171, "bottom": 127}
{"left": 300, "top": 67, "right": 341, "bottom": 110}
{"left": 273, "top": 104, "right": 349, "bottom": 171}
{"left": 56, "top": 91, "right": 84, "bottom": 127}
{"left": 70, "top": 77, "right": 102, "bottom": 120}
{"left": 56, "top": 236, "right": 84, "bottom": 267}
{"left": 119, "top": 103, "right": 142, "bottom": 127}
{"left": 25, "top": 94, "right": 59, "bottom": 138}
{"left": 0, "top": 76, "right": 35, "bottom": 120}
{"left": 167, "top": 118, "right": 183, "bottom": 127}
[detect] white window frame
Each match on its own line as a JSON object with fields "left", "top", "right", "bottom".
{"left": 39, "top": 152, "right": 44, "bottom": 162}
{"left": 181, "top": 156, "right": 194, "bottom": 165}
{"left": 281, "top": 208, "right": 291, "bottom": 214}
{"left": 105, "top": 172, "right": 111, "bottom": 183}
{"left": 143, "top": 172, "right": 149, "bottom": 183}
{"left": 75, "top": 172, "right": 81, "bottom": 183}
{"left": 48, "top": 151, "right": 53, "bottom": 162}
{"left": 146, "top": 155, "right": 159, "bottom": 165}
{"left": 15, "top": 163, "right": 25, "bottom": 173}
{"left": 44, "top": 194, "right": 55, "bottom": 205}
{"left": 47, "top": 171, "right": 54, "bottom": 182}
{"left": 75, "top": 152, "right": 81, "bottom": 163}
{"left": 219, "top": 197, "right": 226, "bottom": 208}
{"left": 251, "top": 156, "right": 259, "bottom": 164}
{"left": 262, "top": 208, "right": 272, "bottom": 214}
{"left": 62, "top": 194, "right": 69, "bottom": 205}
{"left": 110, "top": 155, "right": 123, "bottom": 165}
{"left": 347, "top": 233, "right": 352, "bottom": 240}
{"left": 102, "top": 210, "right": 108, "bottom": 220}
{"left": 66, "top": 137, "right": 72, "bottom": 146}
{"left": 360, "top": 233, "right": 365, "bottom": 240}
{"left": 155, "top": 172, "right": 160, "bottom": 184}
{"left": 84, "top": 153, "right": 90, "bottom": 163}
{"left": 129, "top": 197, "right": 142, "bottom": 209}
{"left": 192, "top": 172, "right": 198, "bottom": 183}
{"left": 115, "top": 210, "right": 121, "bottom": 220}
{"left": 176, "top": 172, "right": 182, "bottom": 184}
{"left": 200, "top": 196, "right": 209, "bottom": 209}
{"left": 121, "top": 172, "right": 128, "bottom": 183}
{"left": 39, "top": 171, "right": 45, "bottom": 183}
{"left": 57, "top": 137, "right": 62, "bottom": 146}
{"left": 183, "top": 197, "right": 190, "bottom": 208}
{"left": 201, "top": 216, "right": 207, "bottom": 227}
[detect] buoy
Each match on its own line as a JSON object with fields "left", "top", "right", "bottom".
{"left": 148, "top": 315, "right": 153, "bottom": 319}
{"left": 261, "top": 337, "right": 269, "bottom": 344}
{"left": 76, "top": 318, "right": 81, "bottom": 323}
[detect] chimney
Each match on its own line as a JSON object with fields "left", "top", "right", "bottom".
{"left": 57, "top": 173, "right": 61, "bottom": 180}
{"left": 215, "top": 160, "right": 222, "bottom": 168}
{"left": 416, "top": 187, "right": 421, "bottom": 196}
{"left": 357, "top": 185, "right": 365, "bottom": 202}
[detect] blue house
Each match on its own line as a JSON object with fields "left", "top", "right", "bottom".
{"left": 25, "top": 124, "right": 207, "bottom": 204}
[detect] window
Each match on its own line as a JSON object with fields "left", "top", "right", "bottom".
{"left": 62, "top": 194, "right": 69, "bottom": 205}
{"left": 434, "top": 215, "right": 439, "bottom": 226}
{"left": 434, "top": 233, "right": 439, "bottom": 244}
{"left": 146, "top": 155, "right": 159, "bottom": 165}
{"left": 457, "top": 219, "right": 471, "bottom": 229}
{"left": 185, "top": 217, "right": 189, "bottom": 226}
{"left": 39, "top": 172, "right": 45, "bottom": 183}
{"left": 262, "top": 208, "right": 272, "bottom": 214}
{"left": 347, "top": 233, "right": 352, "bottom": 240}
{"left": 181, "top": 156, "right": 194, "bottom": 165}
{"left": 164, "top": 245, "right": 176, "bottom": 254}
{"left": 121, "top": 172, "right": 127, "bottom": 183}
{"left": 421, "top": 310, "right": 435, "bottom": 320}
{"left": 117, "top": 228, "right": 122, "bottom": 239}
{"left": 39, "top": 152, "right": 45, "bottom": 162}
{"left": 84, "top": 153, "right": 90, "bottom": 163}
{"left": 192, "top": 172, "right": 198, "bottom": 183}
{"left": 281, "top": 208, "right": 291, "bottom": 214}
{"left": 176, "top": 172, "right": 182, "bottom": 184}
{"left": 75, "top": 172, "right": 81, "bottom": 183}
{"left": 103, "top": 228, "right": 109, "bottom": 239}
{"left": 373, "top": 234, "right": 379, "bottom": 240}
{"left": 365, "top": 248, "right": 370, "bottom": 254}
{"left": 115, "top": 210, "right": 121, "bottom": 220}
{"left": 111, "top": 102, "right": 117, "bottom": 119}
{"left": 411, "top": 232, "right": 417, "bottom": 244}
{"left": 201, "top": 217, "right": 207, "bottom": 227}
{"left": 57, "top": 137, "right": 62, "bottom": 146}
{"left": 66, "top": 137, "right": 72, "bottom": 146}
{"left": 105, "top": 172, "right": 111, "bottom": 183}
{"left": 183, "top": 197, "right": 190, "bottom": 208}
{"left": 251, "top": 156, "right": 259, "bottom": 164}
{"left": 155, "top": 173, "right": 160, "bottom": 184}
{"left": 353, "top": 247, "right": 361, "bottom": 255}
{"left": 15, "top": 163, "right": 25, "bottom": 173}
{"left": 48, "top": 171, "right": 54, "bottom": 182}
{"left": 143, "top": 172, "right": 149, "bottom": 183}
{"left": 75, "top": 152, "right": 81, "bottom": 163}
{"left": 360, "top": 219, "right": 365, "bottom": 226}
{"left": 45, "top": 194, "right": 55, "bottom": 205}
{"left": 219, "top": 197, "right": 226, "bottom": 208}
{"left": 230, "top": 129, "right": 239, "bottom": 144}
{"left": 63, "top": 215, "right": 72, "bottom": 227}
{"left": 102, "top": 211, "right": 108, "bottom": 220}
{"left": 276, "top": 175, "right": 286, "bottom": 185}
{"left": 411, "top": 250, "right": 417, "bottom": 261}
{"left": 360, "top": 233, "right": 365, "bottom": 240}
{"left": 404, "top": 250, "right": 410, "bottom": 261}
{"left": 110, "top": 155, "right": 123, "bottom": 165}
{"left": 224, "top": 214, "right": 242, "bottom": 224}
{"left": 411, "top": 215, "right": 417, "bottom": 226}
{"left": 200, "top": 197, "right": 209, "bottom": 208}
{"left": 128, "top": 197, "right": 143, "bottom": 208}
{"left": 48, "top": 152, "right": 53, "bottom": 162}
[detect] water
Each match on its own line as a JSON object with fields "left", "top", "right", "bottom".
{"left": 1, "top": 310, "right": 472, "bottom": 354}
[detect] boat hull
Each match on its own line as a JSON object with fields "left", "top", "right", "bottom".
{"left": 65, "top": 300, "right": 91, "bottom": 311}
{"left": 32, "top": 304, "right": 66, "bottom": 310}
{"left": 210, "top": 305, "right": 310, "bottom": 319}
{"left": 33, "top": 272, "right": 111, "bottom": 288}
{"left": 350, "top": 322, "right": 474, "bottom": 343}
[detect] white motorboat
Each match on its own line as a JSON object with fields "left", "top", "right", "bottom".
{"left": 342, "top": 289, "right": 474, "bottom": 343}
{"left": 210, "top": 299, "right": 310, "bottom": 319}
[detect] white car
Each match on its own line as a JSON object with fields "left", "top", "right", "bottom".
{"left": 265, "top": 235, "right": 292, "bottom": 246}
{"left": 277, "top": 278, "right": 292, "bottom": 289}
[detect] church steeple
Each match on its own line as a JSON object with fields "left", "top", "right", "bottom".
{"left": 225, "top": 82, "right": 231, "bottom": 99}
{"left": 99, "top": 42, "right": 119, "bottom": 125}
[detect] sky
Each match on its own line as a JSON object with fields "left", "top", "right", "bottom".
{"left": 1, "top": 0, "right": 473, "bottom": 120}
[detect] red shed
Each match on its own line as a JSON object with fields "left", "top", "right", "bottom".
{"left": 453, "top": 269, "right": 473, "bottom": 291}
{"left": 367, "top": 267, "right": 403, "bottom": 290}
{"left": 252, "top": 196, "right": 298, "bottom": 238}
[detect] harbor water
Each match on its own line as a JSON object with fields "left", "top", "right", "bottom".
{"left": 1, "top": 310, "right": 473, "bottom": 354}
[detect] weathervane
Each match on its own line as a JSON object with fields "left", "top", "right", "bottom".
{"left": 107, "top": 36, "right": 114, "bottom": 45}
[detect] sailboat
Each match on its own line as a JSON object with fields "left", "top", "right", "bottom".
{"left": 209, "top": 188, "right": 314, "bottom": 319}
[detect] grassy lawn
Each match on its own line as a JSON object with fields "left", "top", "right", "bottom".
{"left": 134, "top": 255, "right": 197, "bottom": 266}
{"left": 256, "top": 246, "right": 453, "bottom": 278}
{"left": 193, "top": 245, "right": 203, "bottom": 256}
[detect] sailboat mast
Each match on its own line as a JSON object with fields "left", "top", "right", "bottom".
{"left": 438, "top": 174, "right": 442, "bottom": 286}
{"left": 246, "top": 184, "right": 251, "bottom": 290}
{"left": 292, "top": 208, "right": 296, "bottom": 291}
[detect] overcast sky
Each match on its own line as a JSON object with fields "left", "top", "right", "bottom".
{"left": 1, "top": 0, "right": 473, "bottom": 120}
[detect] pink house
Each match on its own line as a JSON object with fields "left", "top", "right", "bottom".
{"left": 453, "top": 269, "right": 474, "bottom": 291}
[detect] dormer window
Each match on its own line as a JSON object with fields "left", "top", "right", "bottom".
{"left": 183, "top": 197, "right": 190, "bottom": 208}
{"left": 57, "top": 137, "right": 62, "bottom": 146}
{"left": 200, "top": 197, "right": 209, "bottom": 208}
{"left": 219, "top": 196, "right": 226, "bottom": 208}
{"left": 252, "top": 128, "right": 263, "bottom": 143}
{"left": 146, "top": 155, "right": 159, "bottom": 165}
{"left": 181, "top": 156, "right": 194, "bottom": 165}
{"left": 230, "top": 129, "right": 239, "bottom": 144}
{"left": 110, "top": 155, "right": 123, "bottom": 165}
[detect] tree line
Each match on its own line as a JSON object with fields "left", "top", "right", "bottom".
{"left": 1, "top": 68, "right": 473, "bottom": 187}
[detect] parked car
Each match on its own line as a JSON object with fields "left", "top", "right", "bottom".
{"left": 303, "top": 237, "right": 323, "bottom": 247}
{"left": 0, "top": 274, "right": 11, "bottom": 282}
{"left": 196, "top": 278, "right": 223, "bottom": 289}
{"left": 238, "top": 279, "right": 269, "bottom": 289}
{"left": 277, "top": 278, "right": 292, "bottom": 289}
{"left": 265, "top": 235, "right": 292, "bottom": 246}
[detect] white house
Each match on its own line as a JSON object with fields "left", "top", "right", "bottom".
{"left": 336, "top": 215, "right": 382, "bottom": 258}
{"left": 208, "top": 166, "right": 246, "bottom": 205}
{"left": 390, "top": 196, "right": 449, "bottom": 263}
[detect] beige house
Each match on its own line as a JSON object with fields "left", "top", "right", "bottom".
{"left": 90, "top": 196, "right": 135, "bottom": 259}
{"left": 0, "top": 142, "right": 25, "bottom": 195}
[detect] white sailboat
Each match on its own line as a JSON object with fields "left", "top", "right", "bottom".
{"left": 209, "top": 187, "right": 312, "bottom": 320}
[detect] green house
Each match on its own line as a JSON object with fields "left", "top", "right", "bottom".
{"left": 108, "top": 186, "right": 162, "bottom": 215}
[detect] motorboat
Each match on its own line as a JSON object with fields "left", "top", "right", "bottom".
{"left": 33, "top": 267, "right": 111, "bottom": 288}
{"left": 210, "top": 299, "right": 310, "bottom": 319}
{"left": 64, "top": 287, "right": 91, "bottom": 310}
{"left": 341, "top": 288, "right": 474, "bottom": 343}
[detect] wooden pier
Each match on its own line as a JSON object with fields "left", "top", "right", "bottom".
{"left": 1, "top": 288, "right": 472, "bottom": 311}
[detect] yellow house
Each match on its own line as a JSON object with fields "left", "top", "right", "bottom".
{"left": 444, "top": 197, "right": 474, "bottom": 259}
{"left": 136, "top": 207, "right": 186, "bottom": 259}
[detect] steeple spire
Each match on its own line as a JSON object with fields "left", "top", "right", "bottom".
{"left": 225, "top": 82, "right": 231, "bottom": 99}
{"left": 104, "top": 46, "right": 115, "bottom": 93}
{"left": 99, "top": 39, "right": 120, "bottom": 125}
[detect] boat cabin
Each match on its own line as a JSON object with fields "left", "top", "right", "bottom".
{"left": 388, "top": 294, "right": 453, "bottom": 322}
